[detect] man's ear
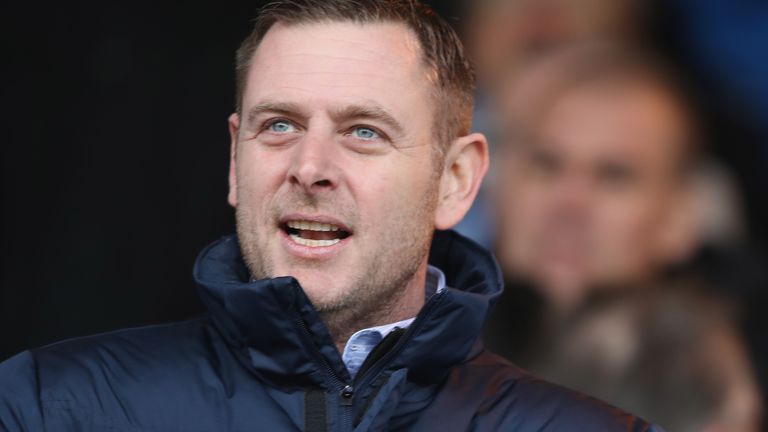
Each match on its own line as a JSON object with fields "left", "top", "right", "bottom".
{"left": 434, "top": 132, "right": 490, "bottom": 229}
{"left": 227, "top": 113, "right": 240, "bottom": 208}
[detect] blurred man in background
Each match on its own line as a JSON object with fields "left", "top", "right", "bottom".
{"left": 482, "top": 43, "right": 766, "bottom": 430}
{"left": 489, "top": 45, "right": 699, "bottom": 313}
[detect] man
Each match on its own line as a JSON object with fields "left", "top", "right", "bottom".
{"left": 483, "top": 45, "right": 767, "bottom": 425}
{"left": 483, "top": 44, "right": 715, "bottom": 368}
{"left": 488, "top": 45, "right": 700, "bottom": 314}
{"left": 0, "top": 2, "right": 655, "bottom": 431}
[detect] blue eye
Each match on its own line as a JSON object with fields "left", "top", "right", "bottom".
{"left": 268, "top": 120, "right": 296, "bottom": 133}
{"left": 351, "top": 127, "right": 380, "bottom": 140}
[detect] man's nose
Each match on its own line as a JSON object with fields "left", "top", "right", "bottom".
{"left": 286, "top": 131, "right": 340, "bottom": 192}
{"left": 548, "top": 174, "right": 592, "bottom": 218}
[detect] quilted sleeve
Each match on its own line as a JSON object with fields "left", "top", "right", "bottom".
{"left": 0, "top": 351, "right": 45, "bottom": 432}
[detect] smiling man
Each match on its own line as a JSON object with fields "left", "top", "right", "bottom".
{"left": 0, "top": 1, "right": 657, "bottom": 431}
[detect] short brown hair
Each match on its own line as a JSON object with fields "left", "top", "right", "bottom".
{"left": 234, "top": 0, "right": 475, "bottom": 156}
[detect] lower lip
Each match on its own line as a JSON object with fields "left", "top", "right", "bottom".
{"left": 279, "top": 229, "right": 352, "bottom": 259}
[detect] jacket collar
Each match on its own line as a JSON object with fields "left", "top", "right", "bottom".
{"left": 193, "top": 230, "right": 503, "bottom": 389}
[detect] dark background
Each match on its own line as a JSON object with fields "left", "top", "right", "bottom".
{"left": 2, "top": 1, "right": 766, "bottom": 361}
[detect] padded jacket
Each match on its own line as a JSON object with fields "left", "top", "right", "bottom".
{"left": 0, "top": 230, "right": 660, "bottom": 431}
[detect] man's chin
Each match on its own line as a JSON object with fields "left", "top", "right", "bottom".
{"left": 285, "top": 273, "right": 350, "bottom": 309}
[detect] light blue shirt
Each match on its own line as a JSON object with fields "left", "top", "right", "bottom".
{"left": 342, "top": 265, "right": 446, "bottom": 378}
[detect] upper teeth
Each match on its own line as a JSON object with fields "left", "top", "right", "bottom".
{"left": 287, "top": 221, "right": 340, "bottom": 232}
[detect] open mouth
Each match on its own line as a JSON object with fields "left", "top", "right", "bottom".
{"left": 281, "top": 220, "right": 352, "bottom": 247}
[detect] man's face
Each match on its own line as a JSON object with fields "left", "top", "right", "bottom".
{"left": 496, "top": 81, "right": 691, "bottom": 304}
{"left": 229, "top": 22, "right": 440, "bottom": 315}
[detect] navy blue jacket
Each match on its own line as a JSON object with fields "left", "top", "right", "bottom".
{"left": 0, "top": 231, "right": 659, "bottom": 431}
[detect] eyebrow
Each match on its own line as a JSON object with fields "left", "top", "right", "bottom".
{"left": 245, "top": 101, "right": 307, "bottom": 126}
{"left": 329, "top": 104, "right": 404, "bottom": 136}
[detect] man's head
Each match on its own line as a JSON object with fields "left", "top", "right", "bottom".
{"left": 493, "top": 45, "right": 699, "bottom": 309}
{"left": 227, "top": 0, "right": 488, "bottom": 330}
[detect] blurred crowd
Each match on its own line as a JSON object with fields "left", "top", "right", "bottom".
{"left": 451, "top": 0, "right": 768, "bottom": 430}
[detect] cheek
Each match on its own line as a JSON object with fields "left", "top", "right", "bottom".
{"left": 592, "top": 196, "right": 663, "bottom": 261}
{"left": 508, "top": 182, "right": 549, "bottom": 236}
{"left": 235, "top": 149, "right": 286, "bottom": 213}
{"left": 356, "top": 161, "right": 435, "bottom": 226}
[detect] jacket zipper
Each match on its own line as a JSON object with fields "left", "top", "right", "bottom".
{"left": 352, "top": 291, "right": 446, "bottom": 408}
{"left": 292, "top": 313, "right": 354, "bottom": 432}
{"left": 293, "top": 289, "right": 446, "bottom": 430}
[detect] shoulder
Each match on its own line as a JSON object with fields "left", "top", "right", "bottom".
{"left": 28, "top": 317, "right": 216, "bottom": 390}
{"left": 0, "top": 351, "right": 45, "bottom": 431}
{"left": 449, "top": 350, "right": 658, "bottom": 431}
{"left": 31, "top": 316, "right": 210, "bottom": 358}
{"left": 0, "top": 317, "right": 222, "bottom": 428}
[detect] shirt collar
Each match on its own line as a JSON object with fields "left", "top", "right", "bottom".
{"left": 347, "top": 264, "right": 446, "bottom": 339}
{"left": 341, "top": 265, "right": 446, "bottom": 377}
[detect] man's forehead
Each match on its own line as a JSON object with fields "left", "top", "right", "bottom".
{"left": 535, "top": 83, "right": 690, "bottom": 157}
{"left": 249, "top": 20, "right": 423, "bottom": 75}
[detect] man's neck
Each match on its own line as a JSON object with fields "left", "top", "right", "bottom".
{"left": 323, "top": 263, "right": 429, "bottom": 354}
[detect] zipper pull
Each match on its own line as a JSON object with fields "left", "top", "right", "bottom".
{"left": 340, "top": 385, "right": 354, "bottom": 406}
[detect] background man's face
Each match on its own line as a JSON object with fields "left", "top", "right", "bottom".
{"left": 230, "top": 22, "right": 440, "bottom": 314}
{"left": 496, "top": 81, "right": 690, "bottom": 303}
